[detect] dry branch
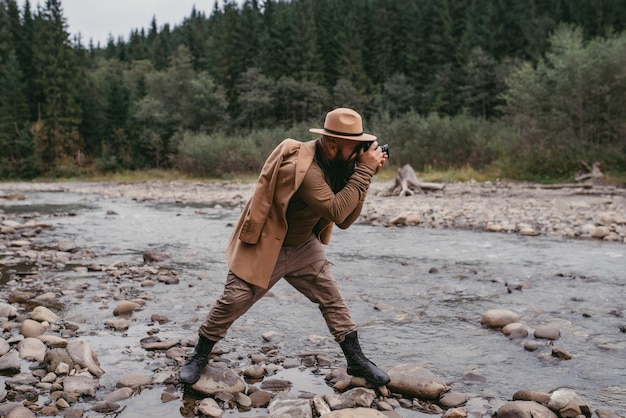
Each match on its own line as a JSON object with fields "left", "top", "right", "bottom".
{"left": 386, "top": 164, "right": 445, "bottom": 196}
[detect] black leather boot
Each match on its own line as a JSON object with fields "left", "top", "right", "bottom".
{"left": 179, "top": 334, "right": 215, "bottom": 385}
{"left": 339, "top": 331, "right": 390, "bottom": 386}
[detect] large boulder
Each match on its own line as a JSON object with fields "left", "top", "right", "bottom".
{"left": 386, "top": 365, "right": 447, "bottom": 400}
{"left": 497, "top": 401, "right": 558, "bottom": 418}
{"left": 191, "top": 362, "right": 246, "bottom": 396}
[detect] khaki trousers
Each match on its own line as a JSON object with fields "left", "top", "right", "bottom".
{"left": 199, "top": 233, "right": 356, "bottom": 343}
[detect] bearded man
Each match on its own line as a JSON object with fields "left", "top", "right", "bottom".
{"left": 179, "top": 107, "right": 390, "bottom": 387}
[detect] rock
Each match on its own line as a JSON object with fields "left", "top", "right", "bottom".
{"left": 534, "top": 325, "right": 561, "bottom": 340}
{"left": 17, "top": 337, "right": 46, "bottom": 361}
{"left": 0, "top": 339, "right": 10, "bottom": 356}
{"left": 512, "top": 390, "right": 551, "bottom": 405}
{"left": 191, "top": 362, "right": 246, "bottom": 396}
{"left": 243, "top": 365, "right": 266, "bottom": 379}
{"left": 6, "top": 405, "right": 36, "bottom": 418}
{"left": 342, "top": 387, "right": 376, "bottom": 407}
{"left": 91, "top": 401, "right": 120, "bottom": 413}
{"left": 268, "top": 397, "right": 312, "bottom": 418}
{"left": 592, "top": 226, "right": 611, "bottom": 239}
{"left": 105, "top": 318, "right": 129, "bottom": 331}
{"left": 260, "top": 378, "right": 292, "bottom": 391}
{"left": 235, "top": 392, "right": 251, "bottom": 407}
{"left": 313, "top": 394, "right": 331, "bottom": 415}
{"left": 106, "top": 387, "right": 134, "bottom": 402}
{"left": 548, "top": 389, "right": 586, "bottom": 417}
{"left": 20, "top": 319, "right": 45, "bottom": 338}
{"left": 196, "top": 397, "right": 223, "bottom": 417}
{"left": 63, "top": 375, "right": 100, "bottom": 397}
{"left": 523, "top": 341, "right": 543, "bottom": 351}
{"left": 161, "top": 392, "right": 179, "bottom": 403}
{"left": 45, "top": 348, "right": 74, "bottom": 373}
{"left": 551, "top": 347, "right": 573, "bottom": 360}
{"left": 116, "top": 372, "right": 152, "bottom": 388}
{"left": 141, "top": 339, "right": 179, "bottom": 351}
{"left": 443, "top": 407, "right": 468, "bottom": 418}
{"left": 0, "top": 351, "right": 21, "bottom": 373}
{"left": 502, "top": 323, "right": 530, "bottom": 339}
{"left": 249, "top": 389, "right": 273, "bottom": 407}
{"left": 480, "top": 309, "right": 520, "bottom": 328}
{"left": 322, "top": 407, "right": 389, "bottom": 417}
{"left": 66, "top": 339, "right": 105, "bottom": 377}
{"left": 439, "top": 391, "right": 469, "bottom": 407}
{"left": 0, "top": 303, "right": 18, "bottom": 318}
{"left": 386, "top": 364, "right": 447, "bottom": 400}
{"left": 113, "top": 301, "right": 137, "bottom": 316}
{"left": 37, "top": 335, "right": 67, "bottom": 348}
{"left": 498, "top": 401, "right": 558, "bottom": 418}
{"left": 30, "top": 306, "right": 60, "bottom": 323}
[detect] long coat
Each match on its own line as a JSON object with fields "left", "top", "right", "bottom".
{"left": 225, "top": 138, "right": 333, "bottom": 288}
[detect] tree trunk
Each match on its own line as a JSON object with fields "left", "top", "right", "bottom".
{"left": 386, "top": 164, "right": 445, "bottom": 196}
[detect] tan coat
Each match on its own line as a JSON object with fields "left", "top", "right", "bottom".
{"left": 226, "top": 138, "right": 333, "bottom": 288}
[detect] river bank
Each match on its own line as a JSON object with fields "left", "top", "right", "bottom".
{"left": 2, "top": 179, "right": 625, "bottom": 243}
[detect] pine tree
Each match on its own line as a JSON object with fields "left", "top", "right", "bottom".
{"left": 31, "top": 0, "right": 83, "bottom": 168}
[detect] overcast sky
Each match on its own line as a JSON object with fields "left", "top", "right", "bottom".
{"left": 21, "top": 0, "right": 217, "bottom": 46}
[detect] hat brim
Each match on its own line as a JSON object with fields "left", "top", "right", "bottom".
{"left": 309, "top": 128, "right": 377, "bottom": 142}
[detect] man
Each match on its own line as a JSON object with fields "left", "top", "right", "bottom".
{"left": 179, "top": 107, "right": 390, "bottom": 387}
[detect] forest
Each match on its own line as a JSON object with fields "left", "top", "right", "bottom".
{"left": 0, "top": 0, "right": 625, "bottom": 181}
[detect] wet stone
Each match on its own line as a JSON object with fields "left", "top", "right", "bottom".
{"left": 387, "top": 365, "right": 448, "bottom": 400}
{"left": 534, "top": 325, "right": 561, "bottom": 340}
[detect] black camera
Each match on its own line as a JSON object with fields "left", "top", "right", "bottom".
{"left": 360, "top": 142, "right": 390, "bottom": 158}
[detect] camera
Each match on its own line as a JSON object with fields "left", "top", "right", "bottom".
{"left": 360, "top": 142, "right": 390, "bottom": 158}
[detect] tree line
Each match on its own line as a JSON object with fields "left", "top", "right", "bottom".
{"left": 1, "top": 0, "right": 625, "bottom": 180}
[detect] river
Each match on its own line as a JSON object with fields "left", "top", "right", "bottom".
{"left": 1, "top": 190, "right": 625, "bottom": 417}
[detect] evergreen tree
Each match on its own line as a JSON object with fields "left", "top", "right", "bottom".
{"left": 31, "top": 0, "right": 83, "bottom": 168}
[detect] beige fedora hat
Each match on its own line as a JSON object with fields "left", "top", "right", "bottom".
{"left": 309, "top": 108, "right": 377, "bottom": 142}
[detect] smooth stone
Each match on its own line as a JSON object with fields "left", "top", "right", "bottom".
{"left": 440, "top": 391, "right": 469, "bottom": 407}
{"left": 480, "top": 309, "right": 521, "bottom": 328}
{"left": 17, "top": 338, "right": 46, "bottom": 361}
{"left": 386, "top": 365, "right": 447, "bottom": 400}
{"left": 37, "top": 335, "right": 67, "bottom": 348}
{"left": 534, "top": 325, "right": 561, "bottom": 340}
{"left": 6, "top": 405, "right": 36, "bottom": 418}
{"left": 498, "top": 401, "right": 558, "bottom": 418}
{"left": 116, "top": 372, "right": 152, "bottom": 388}
{"left": 20, "top": 319, "right": 45, "bottom": 338}
{"left": 249, "top": 389, "right": 272, "bottom": 407}
{"left": 323, "top": 408, "right": 388, "bottom": 417}
{"left": 0, "top": 339, "right": 9, "bottom": 356}
{"left": 513, "top": 390, "right": 551, "bottom": 405}
{"left": 113, "top": 301, "right": 137, "bottom": 316}
{"left": 45, "top": 348, "right": 74, "bottom": 373}
{"left": 31, "top": 306, "right": 60, "bottom": 323}
{"left": 196, "top": 397, "right": 223, "bottom": 417}
{"left": 442, "top": 407, "right": 468, "bottom": 418}
{"left": 106, "top": 387, "right": 134, "bottom": 402}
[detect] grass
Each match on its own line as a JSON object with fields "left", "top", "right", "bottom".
{"left": 11, "top": 164, "right": 625, "bottom": 187}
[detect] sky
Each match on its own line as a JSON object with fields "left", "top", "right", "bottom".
{"left": 21, "top": 0, "right": 218, "bottom": 46}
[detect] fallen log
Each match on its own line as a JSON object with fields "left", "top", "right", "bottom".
{"left": 386, "top": 164, "right": 445, "bottom": 196}
{"left": 575, "top": 160, "right": 605, "bottom": 183}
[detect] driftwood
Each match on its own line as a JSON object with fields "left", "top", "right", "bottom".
{"left": 575, "top": 160, "right": 605, "bottom": 183}
{"left": 386, "top": 164, "right": 445, "bottom": 196}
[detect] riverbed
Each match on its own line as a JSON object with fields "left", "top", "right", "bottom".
{"left": 0, "top": 180, "right": 625, "bottom": 417}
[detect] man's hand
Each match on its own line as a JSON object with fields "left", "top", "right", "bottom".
{"left": 359, "top": 141, "right": 387, "bottom": 174}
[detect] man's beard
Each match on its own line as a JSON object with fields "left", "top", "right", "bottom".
{"left": 327, "top": 150, "right": 356, "bottom": 192}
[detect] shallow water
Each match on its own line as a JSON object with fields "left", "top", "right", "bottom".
{"left": 2, "top": 191, "right": 625, "bottom": 416}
